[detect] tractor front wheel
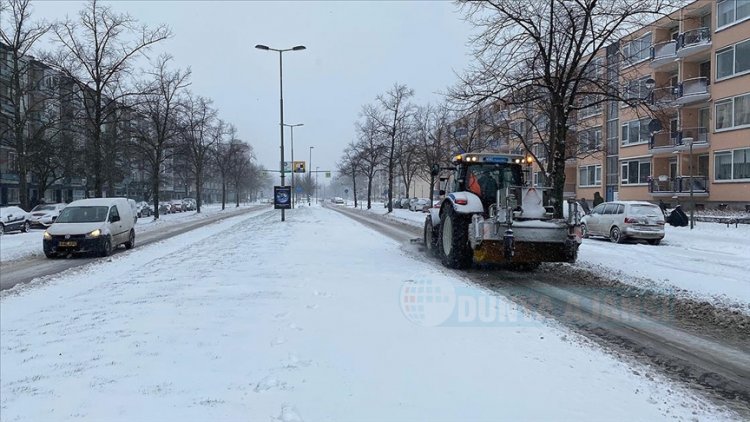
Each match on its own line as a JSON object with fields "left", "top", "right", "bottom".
{"left": 439, "top": 206, "right": 473, "bottom": 269}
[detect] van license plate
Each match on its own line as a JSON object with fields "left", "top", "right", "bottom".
{"left": 58, "top": 241, "right": 77, "bottom": 247}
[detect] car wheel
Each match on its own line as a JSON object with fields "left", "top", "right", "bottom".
{"left": 610, "top": 226, "right": 625, "bottom": 244}
{"left": 647, "top": 238, "right": 661, "bottom": 245}
{"left": 581, "top": 223, "right": 589, "bottom": 239}
{"left": 438, "top": 206, "right": 473, "bottom": 269}
{"left": 125, "top": 230, "right": 135, "bottom": 250}
{"left": 22, "top": 221, "right": 30, "bottom": 233}
{"left": 100, "top": 236, "right": 112, "bottom": 257}
{"left": 44, "top": 250, "right": 57, "bottom": 259}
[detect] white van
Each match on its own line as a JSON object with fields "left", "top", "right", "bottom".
{"left": 43, "top": 198, "right": 136, "bottom": 258}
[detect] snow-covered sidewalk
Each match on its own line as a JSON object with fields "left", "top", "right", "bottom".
{"left": 0, "top": 206, "right": 735, "bottom": 420}
{"left": 363, "top": 203, "right": 750, "bottom": 313}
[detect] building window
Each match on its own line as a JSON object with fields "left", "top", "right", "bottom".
{"left": 579, "top": 165, "right": 602, "bottom": 187}
{"left": 622, "top": 76, "right": 652, "bottom": 104}
{"left": 716, "top": 39, "right": 750, "bottom": 80}
{"left": 715, "top": 93, "right": 750, "bottom": 131}
{"left": 718, "top": 0, "right": 750, "bottom": 28}
{"left": 715, "top": 148, "right": 750, "bottom": 180}
{"left": 622, "top": 33, "right": 652, "bottom": 65}
{"left": 621, "top": 159, "right": 651, "bottom": 185}
{"left": 578, "top": 127, "right": 602, "bottom": 152}
{"left": 621, "top": 118, "right": 650, "bottom": 145}
{"left": 578, "top": 95, "right": 602, "bottom": 118}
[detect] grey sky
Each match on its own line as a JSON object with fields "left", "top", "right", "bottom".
{"left": 30, "top": 0, "right": 474, "bottom": 183}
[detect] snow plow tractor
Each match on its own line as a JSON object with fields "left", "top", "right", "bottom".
{"left": 424, "top": 153, "right": 582, "bottom": 269}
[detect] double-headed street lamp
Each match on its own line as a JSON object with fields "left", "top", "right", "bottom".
{"left": 283, "top": 123, "right": 304, "bottom": 207}
{"left": 255, "top": 43, "right": 306, "bottom": 221}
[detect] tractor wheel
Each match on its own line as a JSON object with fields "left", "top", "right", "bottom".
{"left": 438, "top": 206, "right": 473, "bottom": 269}
{"left": 423, "top": 217, "right": 440, "bottom": 257}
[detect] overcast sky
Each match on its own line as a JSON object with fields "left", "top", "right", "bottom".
{"left": 29, "top": 1, "right": 474, "bottom": 183}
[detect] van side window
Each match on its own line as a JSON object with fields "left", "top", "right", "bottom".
{"left": 592, "top": 204, "right": 606, "bottom": 214}
{"left": 603, "top": 204, "right": 617, "bottom": 214}
{"left": 616, "top": 204, "right": 625, "bottom": 214}
{"left": 109, "top": 206, "right": 120, "bottom": 221}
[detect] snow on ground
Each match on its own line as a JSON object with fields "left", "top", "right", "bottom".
{"left": 0, "top": 203, "right": 258, "bottom": 263}
{"left": 0, "top": 206, "right": 735, "bottom": 421}
{"left": 363, "top": 203, "right": 750, "bottom": 313}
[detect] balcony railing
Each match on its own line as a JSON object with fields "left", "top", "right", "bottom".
{"left": 650, "top": 127, "right": 710, "bottom": 150}
{"left": 649, "top": 86, "right": 678, "bottom": 107}
{"left": 648, "top": 175, "right": 709, "bottom": 194}
{"left": 676, "top": 27, "right": 711, "bottom": 58}
{"left": 679, "top": 127, "right": 709, "bottom": 144}
{"left": 675, "top": 77, "right": 710, "bottom": 104}
{"left": 650, "top": 41, "right": 677, "bottom": 67}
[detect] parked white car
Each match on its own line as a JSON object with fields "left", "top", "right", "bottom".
{"left": 43, "top": 198, "right": 136, "bottom": 258}
{"left": 28, "top": 203, "right": 67, "bottom": 228}
{"left": 0, "top": 206, "right": 31, "bottom": 234}
{"left": 581, "top": 201, "right": 665, "bottom": 245}
{"left": 409, "top": 198, "right": 431, "bottom": 212}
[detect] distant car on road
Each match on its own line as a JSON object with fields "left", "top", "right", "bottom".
{"left": 409, "top": 198, "right": 431, "bottom": 212}
{"left": 159, "top": 202, "right": 172, "bottom": 214}
{"left": 0, "top": 206, "right": 31, "bottom": 234}
{"left": 581, "top": 201, "right": 665, "bottom": 245}
{"left": 182, "top": 198, "right": 196, "bottom": 211}
{"left": 332, "top": 197, "right": 345, "bottom": 204}
{"left": 136, "top": 201, "right": 153, "bottom": 218}
{"left": 170, "top": 199, "right": 183, "bottom": 212}
{"left": 28, "top": 203, "right": 67, "bottom": 228}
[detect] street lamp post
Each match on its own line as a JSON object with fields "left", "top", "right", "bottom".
{"left": 255, "top": 44, "right": 306, "bottom": 221}
{"left": 283, "top": 123, "right": 303, "bottom": 207}
{"left": 315, "top": 166, "right": 319, "bottom": 204}
{"left": 308, "top": 146, "right": 314, "bottom": 205}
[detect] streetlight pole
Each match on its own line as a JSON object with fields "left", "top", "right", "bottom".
{"left": 255, "top": 44, "right": 306, "bottom": 221}
{"left": 315, "top": 166, "right": 319, "bottom": 204}
{"left": 688, "top": 138, "right": 694, "bottom": 229}
{"left": 283, "top": 123, "right": 303, "bottom": 207}
{"left": 308, "top": 146, "right": 314, "bottom": 205}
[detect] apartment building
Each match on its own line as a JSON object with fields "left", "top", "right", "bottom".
{"left": 574, "top": 0, "right": 750, "bottom": 209}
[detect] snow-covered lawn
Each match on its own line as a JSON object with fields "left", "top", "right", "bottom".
{"left": 0, "top": 203, "right": 259, "bottom": 263}
{"left": 0, "top": 206, "right": 734, "bottom": 420}
{"left": 363, "top": 204, "right": 750, "bottom": 312}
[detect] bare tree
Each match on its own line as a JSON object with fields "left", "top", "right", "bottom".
{"left": 337, "top": 143, "right": 363, "bottom": 209}
{"left": 0, "top": 0, "right": 52, "bottom": 209}
{"left": 179, "top": 93, "right": 217, "bottom": 213}
{"left": 354, "top": 114, "right": 387, "bottom": 209}
{"left": 414, "top": 103, "right": 454, "bottom": 202}
{"left": 46, "top": 0, "right": 170, "bottom": 197}
{"left": 363, "top": 83, "right": 414, "bottom": 212}
{"left": 453, "top": 0, "right": 677, "bottom": 216}
{"left": 214, "top": 124, "right": 245, "bottom": 210}
{"left": 132, "top": 54, "right": 190, "bottom": 219}
{"left": 228, "top": 141, "right": 255, "bottom": 206}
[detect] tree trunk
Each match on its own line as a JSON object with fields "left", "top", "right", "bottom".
{"left": 195, "top": 168, "right": 203, "bottom": 213}
{"left": 351, "top": 174, "right": 358, "bottom": 208}
{"left": 366, "top": 176, "right": 373, "bottom": 210}
{"left": 221, "top": 179, "right": 226, "bottom": 210}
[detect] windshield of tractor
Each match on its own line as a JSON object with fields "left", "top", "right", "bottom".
{"left": 459, "top": 163, "right": 524, "bottom": 204}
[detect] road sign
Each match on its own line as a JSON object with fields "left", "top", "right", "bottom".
{"left": 293, "top": 161, "right": 306, "bottom": 173}
{"left": 274, "top": 186, "right": 292, "bottom": 209}
{"left": 325, "top": 171, "right": 331, "bottom": 178}
{"left": 283, "top": 161, "right": 292, "bottom": 173}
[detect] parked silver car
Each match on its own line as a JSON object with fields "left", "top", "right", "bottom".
{"left": 28, "top": 203, "right": 67, "bottom": 228}
{"left": 581, "top": 201, "right": 665, "bottom": 245}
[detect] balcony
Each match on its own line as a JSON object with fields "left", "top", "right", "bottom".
{"left": 649, "top": 86, "right": 678, "bottom": 108}
{"left": 650, "top": 41, "right": 677, "bottom": 69}
{"left": 675, "top": 77, "right": 710, "bottom": 105}
{"left": 676, "top": 27, "right": 711, "bottom": 59}
{"left": 649, "top": 127, "right": 710, "bottom": 154}
{"left": 648, "top": 175, "right": 709, "bottom": 196}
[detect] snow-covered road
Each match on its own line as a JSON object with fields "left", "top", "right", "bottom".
{"left": 365, "top": 204, "right": 750, "bottom": 313}
{"left": 0, "top": 206, "right": 736, "bottom": 420}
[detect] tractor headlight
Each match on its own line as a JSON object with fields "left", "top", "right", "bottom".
{"left": 86, "top": 229, "right": 101, "bottom": 238}
{"left": 43, "top": 231, "right": 52, "bottom": 240}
